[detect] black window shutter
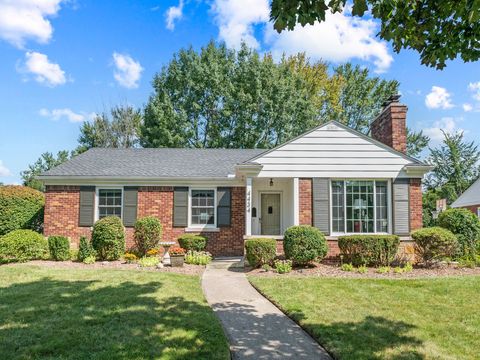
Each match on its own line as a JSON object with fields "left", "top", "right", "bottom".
{"left": 123, "top": 187, "right": 138, "bottom": 227}
{"left": 79, "top": 186, "right": 95, "bottom": 227}
{"left": 217, "top": 187, "right": 231, "bottom": 227}
{"left": 173, "top": 187, "right": 188, "bottom": 227}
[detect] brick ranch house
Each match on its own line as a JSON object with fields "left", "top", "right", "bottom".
{"left": 39, "top": 96, "right": 432, "bottom": 258}
{"left": 451, "top": 177, "right": 480, "bottom": 217}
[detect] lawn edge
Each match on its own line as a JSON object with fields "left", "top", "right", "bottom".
{"left": 247, "top": 276, "right": 337, "bottom": 360}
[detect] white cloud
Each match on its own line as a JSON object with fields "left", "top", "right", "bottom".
{"left": 211, "top": 0, "right": 270, "bottom": 49}
{"left": 468, "top": 82, "right": 480, "bottom": 101}
{"left": 0, "top": 0, "right": 63, "bottom": 48}
{"left": 424, "top": 117, "right": 464, "bottom": 142}
{"left": 210, "top": 0, "right": 392, "bottom": 72}
{"left": 20, "top": 51, "right": 66, "bottom": 86}
{"left": 0, "top": 160, "right": 12, "bottom": 177}
{"left": 112, "top": 52, "right": 143, "bottom": 89}
{"left": 463, "top": 103, "right": 473, "bottom": 112}
{"left": 425, "top": 86, "right": 453, "bottom": 109}
{"left": 39, "top": 108, "right": 94, "bottom": 123}
{"left": 165, "top": 0, "right": 184, "bottom": 30}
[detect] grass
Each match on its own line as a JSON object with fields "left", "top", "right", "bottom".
{"left": 0, "top": 265, "right": 229, "bottom": 359}
{"left": 249, "top": 275, "right": 480, "bottom": 360}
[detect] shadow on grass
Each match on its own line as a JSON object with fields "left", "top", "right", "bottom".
{"left": 296, "top": 313, "right": 425, "bottom": 360}
{"left": 0, "top": 277, "right": 228, "bottom": 359}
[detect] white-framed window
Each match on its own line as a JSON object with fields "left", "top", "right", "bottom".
{"left": 189, "top": 189, "right": 216, "bottom": 227}
{"left": 97, "top": 188, "right": 123, "bottom": 219}
{"left": 331, "top": 180, "right": 390, "bottom": 234}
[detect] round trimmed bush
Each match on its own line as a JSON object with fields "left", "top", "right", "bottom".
{"left": 134, "top": 216, "right": 162, "bottom": 256}
{"left": 245, "top": 238, "right": 276, "bottom": 267}
{"left": 0, "top": 186, "right": 44, "bottom": 236}
{"left": 91, "top": 216, "right": 125, "bottom": 260}
{"left": 0, "top": 229, "right": 48, "bottom": 263}
{"left": 438, "top": 208, "right": 480, "bottom": 257}
{"left": 283, "top": 225, "right": 328, "bottom": 266}
{"left": 411, "top": 227, "right": 458, "bottom": 264}
{"left": 48, "top": 236, "right": 70, "bottom": 261}
{"left": 178, "top": 234, "right": 207, "bottom": 251}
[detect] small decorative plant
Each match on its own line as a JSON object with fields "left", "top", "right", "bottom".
{"left": 124, "top": 252, "right": 138, "bottom": 263}
{"left": 376, "top": 266, "right": 391, "bottom": 274}
{"left": 169, "top": 247, "right": 185, "bottom": 256}
{"left": 138, "top": 256, "right": 160, "bottom": 268}
{"left": 83, "top": 255, "right": 96, "bottom": 265}
{"left": 340, "top": 263, "right": 354, "bottom": 272}
{"left": 146, "top": 248, "right": 160, "bottom": 257}
{"left": 184, "top": 250, "right": 212, "bottom": 265}
{"left": 357, "top": 265, "right": 368, "bottom": 274}
{"left": 274, "top": 259, "right": 292, "bottom": 274}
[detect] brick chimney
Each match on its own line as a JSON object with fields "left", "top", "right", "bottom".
{"left": 370, "top": 94, "right": 407, "bottom": 154}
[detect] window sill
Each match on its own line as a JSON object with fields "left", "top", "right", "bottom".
{"left": 184, "top": 227, "right": 220, "bottom": 233}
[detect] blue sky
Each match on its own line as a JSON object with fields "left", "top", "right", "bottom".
{"left": 0, "top": 0, "right": 479, "bottom": 184}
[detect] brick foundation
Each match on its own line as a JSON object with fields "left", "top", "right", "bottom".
{"left": 299, "top": 178, "right": 312, "bottom": 225}
{"left": 44, "top": 185, "right": 245, "bottom": 257}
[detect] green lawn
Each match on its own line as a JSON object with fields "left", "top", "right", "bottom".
{"left": 249, "top": 275, "right": 480, "bottom": 360}
{"left": 0, "top": 265, "right": 229, "bottom": 360}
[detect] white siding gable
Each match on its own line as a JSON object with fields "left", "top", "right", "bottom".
{"left": 253, "top": 122, "right": 413, "bottom": 178}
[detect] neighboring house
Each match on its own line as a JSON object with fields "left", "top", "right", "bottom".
{"left": 38, "top": 96, "right": 432, "bottom": 258}
{"left": 451, "top": 178, "right": 480, "bottom": 217}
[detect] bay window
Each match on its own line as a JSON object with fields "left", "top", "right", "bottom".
{"left": 331, "top": 180, "right": 389, "bottom": 234}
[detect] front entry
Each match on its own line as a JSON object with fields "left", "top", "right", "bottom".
{"left": 260, "top": 193, "right": 281, "bottom": 235}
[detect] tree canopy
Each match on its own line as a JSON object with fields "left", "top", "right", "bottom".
{"left": 141, "top": 41, "right": 427, "bottom": 155}
{"left": 21, "top": 151, "right": 74, "bottom": 191}
{"left": 270, "top": 0, "right": 480, "bottom": 69}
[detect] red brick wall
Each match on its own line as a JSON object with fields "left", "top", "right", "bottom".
{"left": 463, "top": 205, "right": 480, "bottom": 216}
{"left": 44, "top": 185, "right": 245, "bottom": 256}
{"left": 409, "top": 178, "right": 423, "bottom": 231}
{"left": 299, "top": 178, "right": 312, "bottom": 225}
{"left": 371, "top": 102, "right": 407, "bottom": 154}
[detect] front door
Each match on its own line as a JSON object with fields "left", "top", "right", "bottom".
{"left": 261, "top": 193, "right": 281, "bottom": 235}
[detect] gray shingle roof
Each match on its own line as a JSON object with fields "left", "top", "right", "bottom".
{"left": 39, "top": 148, "right": 266, "bottom": 179}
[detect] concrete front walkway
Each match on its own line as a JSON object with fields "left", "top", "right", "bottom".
{"left": 202, "top": 258, "right": 331, "bottom": 359}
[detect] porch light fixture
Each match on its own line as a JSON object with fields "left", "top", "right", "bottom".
{"left": 269, "top": 178, "right": 274, "bottom": 187}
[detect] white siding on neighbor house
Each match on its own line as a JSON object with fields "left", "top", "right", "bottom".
{"left": 253, "top": 122, "right": 412, "bottom": 178}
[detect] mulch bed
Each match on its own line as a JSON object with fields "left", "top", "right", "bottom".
{"left": 247, "top": 262, "right": 480, "bottom": 279}
{"left": 4, "top": 260, "right": 205, "bottom": 276}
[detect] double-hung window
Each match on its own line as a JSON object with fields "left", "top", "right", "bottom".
{"left": 98, "top": 189, "right": 122, "bottom": 219}
{"left": 190, "top": 189, "right": 215, "bottom": 226}
{"left": 331, "top": 180, "right": 389, "bottom": 234}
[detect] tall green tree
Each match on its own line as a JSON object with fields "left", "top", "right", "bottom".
{"left": 270, "top": 0, "right": 480, "bottom": 69}
{"left": 425, "top": 131, "right": 480, "bottom": 204}
{"left": 141, "top": 42, "right": 321, "bottom": 148}
{"left": 77, "top": 105, "right": 141, "bottom": 153}
{"left": 21, "top": 151, "right": 74, "bottom": 191}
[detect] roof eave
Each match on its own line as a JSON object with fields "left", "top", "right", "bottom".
{"left": 403, "top": 164, "right": 434, "bottom": 177}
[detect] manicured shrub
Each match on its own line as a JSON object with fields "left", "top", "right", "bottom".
{"left": 177, "top": 234, "right": 207, "bottom": 251}
{"left": 283, "top": 225, "right": 328, "bottom": 265}
{"left": 77, "top": 236, "right": 96, "bottom": 262}
{"left": 340, "top": 263, "right": 354, "bottom": 272}
{"left": 274, "top": 259, "right": 292, "bottom": 274}
{"left": 438, "top": 208, "right": 480, "bottom": 258}
{"left": 411, "top": 227, "right": 458, "bottom": 264}
{"left": 0, "top": 229, "right": 48, "bottom": 263}
{"left": 91, "top": 216, "right": 125, "bottom": 261}
{"left": 133, "top": 216, "right": 162, "bottom": 256}
{"left": 338, "top": 235, "right": 400, "bottom": 266}
{"left": 244, "top": 238, "right": 277, "bottom": 267}
{"left": 0, "top": 186, "right": 44, "bottom": 236}
{"left": 184, "top": 250, "right": 212, "bottom": 265}
{"left": 48, "top": 236, "right": 70, "bottom": 261}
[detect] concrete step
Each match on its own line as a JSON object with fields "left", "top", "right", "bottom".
{"left": 208, "top": 257, "right": 244, "bottom": 269}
